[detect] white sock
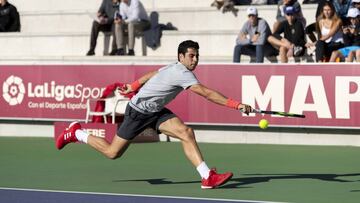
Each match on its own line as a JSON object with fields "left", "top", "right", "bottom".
{"left": 196, "top": 162, "right": 210, "bottom": 179}
{"left": 75, "top": 129, "right": 88, "bottom": 144}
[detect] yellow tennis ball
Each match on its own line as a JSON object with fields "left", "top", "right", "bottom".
{"left": 259, "top": 119, "right": 269, "bottom": 129}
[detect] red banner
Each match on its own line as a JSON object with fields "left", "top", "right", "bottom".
{"left": 53, "top": 122, "right": 159, "bottom": 143}
{"left": 1, "top": 64, "right": 360, "bottom": 128}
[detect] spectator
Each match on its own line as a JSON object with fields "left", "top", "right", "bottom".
{"left": 315, "top": 1, "right": 344, "bottom": 62}
{"left": 306, "top": 0, "right": 352, "bottom": 46}
{"left": 114, "top": 0, "right": 150, "bottom": 56}
{"left": 0, "top": 0, "right": 20, "bottom": 32}
{"left": 233, "top": 7, "right": 278, "bottom": 63}
{"left": 86, "top": 0, "right": 119, "bottom": 56}
{"left": 329, "top": 7, "right": 360, "bottom": 62}
{"left": 274, "top": 0, "right": 306, "bottom": 33}
{"left": 268, "top": 6, "right": 306, "bottom": 62}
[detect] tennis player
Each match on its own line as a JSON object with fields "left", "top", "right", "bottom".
{"left": 56, "top": 40, "right": 253, "bottom": 189}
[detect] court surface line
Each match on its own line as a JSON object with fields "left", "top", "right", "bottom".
{"left": 0, "top": 187, "right": 284, "bottom": 203}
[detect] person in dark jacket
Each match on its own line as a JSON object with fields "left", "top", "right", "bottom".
{"left": 268, "top": 5, "right": 306, "bottom": 62}
{"left": 0, "top": 0, "right": 20, "bottom": 32}
{"left": 86, "top": 0, "right": 119, "bottom": 56}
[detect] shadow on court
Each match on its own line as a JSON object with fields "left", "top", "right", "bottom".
{"left": 114, "top": 173, "right": 360, "bottom": 189}
{"left": 113, "top": 178, "right": 200, "bottom": 185}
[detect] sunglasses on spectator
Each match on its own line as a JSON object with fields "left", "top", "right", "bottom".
{"left": 248, "top": 14, "right": 256, "bottom": 17}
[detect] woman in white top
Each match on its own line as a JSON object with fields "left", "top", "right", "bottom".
{"left": 315, "top": 1, "right": 344, "bottom": 62}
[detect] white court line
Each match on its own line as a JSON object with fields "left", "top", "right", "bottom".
{"left": 0, "top": 187, "right": 285, "bottom": 203}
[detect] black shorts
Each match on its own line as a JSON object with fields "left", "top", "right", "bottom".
{"left": 117, "top": 104, "right": 176, "bottom": 140}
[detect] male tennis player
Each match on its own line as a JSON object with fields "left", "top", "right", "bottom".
{"left": 56, "top": 40, "right": 253, "bottom": 189}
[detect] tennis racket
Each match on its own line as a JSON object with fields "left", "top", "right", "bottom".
{"left": 251, "top": 109, "right": 305, "bottom": 118}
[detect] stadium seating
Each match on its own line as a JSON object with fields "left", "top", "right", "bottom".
{"left": 1, "top": 0, "right": 317, "bottom": 63}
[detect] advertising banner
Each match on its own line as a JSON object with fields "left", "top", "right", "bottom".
{"left": 2, "top": 64, "right": 360, "bottom": 128}
{"left": 54, "top": 122, "right": 159, "bottom": 143}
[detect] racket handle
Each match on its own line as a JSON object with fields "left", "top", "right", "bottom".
{"left": 251, "top": 109, "right": 261, "bottom": 113}
{"left": 240, "top": 108, "right": 260, "bottom": 114}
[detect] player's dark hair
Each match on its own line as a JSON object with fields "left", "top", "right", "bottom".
{"left": 177, "top": 40, "right": 199, "bottom": 61}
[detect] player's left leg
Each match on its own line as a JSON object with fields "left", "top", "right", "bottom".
{"left": 87, "top": 134, "right": 130, "bottom": 159}
{"left": 56, "top": 121, "right": 130, "bottom": 159}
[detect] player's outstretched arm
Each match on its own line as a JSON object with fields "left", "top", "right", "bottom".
{"left": 120, "top": 70, "right": 158, "bottom": 94}
{"left": 189, "top": 84, "right": 252, "bottom": 114}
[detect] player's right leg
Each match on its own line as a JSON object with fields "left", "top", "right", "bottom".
{"left": 158, "top": 117, "right": 233, "bottom": 189}
{"left": 56, "top": 122, "right": 130, "bottom": 159}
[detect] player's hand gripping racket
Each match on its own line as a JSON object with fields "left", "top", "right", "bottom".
{"left": 251, "top": 109, "right": 305, "bottom": 118}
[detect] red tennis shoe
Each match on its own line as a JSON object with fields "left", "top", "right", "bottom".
{"left": 201, "top": 168, "right": 233, "bottom": 189}
{"left": 56, "top": 122, "right": 81, "bottom": 150}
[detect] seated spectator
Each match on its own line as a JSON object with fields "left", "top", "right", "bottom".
{"left": 268, "top": 6, "right": 306, "bottom": 62}
{"left": 86, "top": 0, "right": 119, "bottom": 56}
{"left": 0, "top": 0, "right": 20, "bottom": 32}
{"left": 315, "top": 1, "right": 344, "bottom": 62}
{"left": 306, "top": 0, "right": 352, "bottom": 47}
{"left": 114, "top": 0, "right": 150, "bottom": 56}
{"left": 329, "top": 7, "right": 360, "bottom": 62}
{"left": 233, "top": 7, "right": 278, "bottom": 63}
{"left": 273, "top": 0, "right": 306, "bottom": 33}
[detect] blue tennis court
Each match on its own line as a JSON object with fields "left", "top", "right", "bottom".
{"left": 0, "top": 188, "right": 277, "bottom": 203}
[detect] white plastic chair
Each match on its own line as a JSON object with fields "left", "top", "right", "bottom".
{"left": 85, "top": 89, "right": 129, "bottom": 124}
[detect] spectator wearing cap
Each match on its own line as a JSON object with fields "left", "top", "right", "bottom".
{"left": 329, "top": 7, "right": 360, "bottom": 62}
{"left": 233, "top": 7, "right": 278, "bottom": 63}
{"left": 0, "top": 0, "right": 20, "bottom": 32}
{"left": 274, "top": 0, "right": 306, "bottom": 33}
{"left": 268, "top": 5, "right": 306, "bottom": 63}
{"left": 315, "top": 1, "right": 344, "bottom": 62}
